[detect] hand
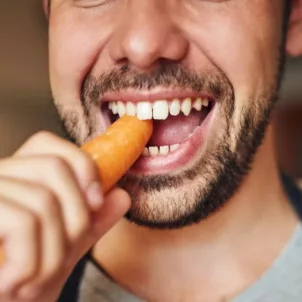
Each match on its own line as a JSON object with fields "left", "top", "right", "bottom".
{"left": 0, "top": 131, "right": 131, "bottom": 302}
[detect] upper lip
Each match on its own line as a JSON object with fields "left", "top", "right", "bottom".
{"left": 102, "top": 88, "right": 214, "bottom": 103}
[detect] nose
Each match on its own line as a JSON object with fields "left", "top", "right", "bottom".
{"left": 108, "top": 1, "right": 189, "bottom": 71}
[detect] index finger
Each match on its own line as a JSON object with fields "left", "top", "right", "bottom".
{"left": 14, "top": 131, "right": 98, "bottom": 191}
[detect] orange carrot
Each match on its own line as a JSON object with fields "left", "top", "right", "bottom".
{"left": 82, "top": 115, "right": 153, "bottom": 193}
{"left": 0, "top": 115, "right": 153, "bottom": 266}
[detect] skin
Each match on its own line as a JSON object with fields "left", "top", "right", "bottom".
{"left": 47, "top": 0, "right": 298, "bottom": 228}
{"left": 0, "top": 0, "right": 301, "bottom": 301}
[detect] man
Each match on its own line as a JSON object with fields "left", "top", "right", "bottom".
{"left": 0, "top": 0, "right": 301, "bottom": 301}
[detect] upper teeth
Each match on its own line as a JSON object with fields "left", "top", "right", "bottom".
{"left": 108, "top": 97, "right": 209, "bottom": 120}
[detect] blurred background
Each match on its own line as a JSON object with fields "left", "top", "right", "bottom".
{"left": 0, "top": 1, "right": 301, "bottom": 182}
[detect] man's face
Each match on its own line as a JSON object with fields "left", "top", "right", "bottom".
{"left": 48, "top": 0, "right": 286, "bottom": 228}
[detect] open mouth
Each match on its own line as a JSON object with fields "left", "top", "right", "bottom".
{"left": 102, "top": 96, "right": 215, "bottom": 174}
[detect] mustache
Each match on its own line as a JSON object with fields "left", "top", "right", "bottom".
{"left": 81, "top": 62, "right": 233, "bottom": 104}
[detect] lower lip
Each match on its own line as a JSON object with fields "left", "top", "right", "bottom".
{"left": 130, "top": 106, "right": 216, "bottom": 175}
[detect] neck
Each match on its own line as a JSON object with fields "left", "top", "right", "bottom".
{"left": 92, "top": 125, "right": 298, "bottom": 302}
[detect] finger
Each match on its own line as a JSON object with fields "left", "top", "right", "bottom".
{"left": 0, "top": 198, "right": 40, "bottom": 293}
{"left": 67, "top": 188, "right": 131, "bottom": 262}
{"left": 94, "top": 188, "right": 131, "bottom": 232}
{"left": 0, "top": 156, "right": 95, "bottom": 242}
{"left": 14, "top": 131, "right": 99, "bottom": 191}
{"left": 0, "top": 177, "right": 66, "bottom": 284}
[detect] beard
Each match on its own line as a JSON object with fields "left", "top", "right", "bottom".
{"left": 57, "top": 55, "right": 284, "bottom": 229}
{"left": 120, "top": 91, "right": 276, "bottom": 229}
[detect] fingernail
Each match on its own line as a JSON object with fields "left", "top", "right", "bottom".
{"left": 86, "top": 181, "right": 103, "bottom": 211}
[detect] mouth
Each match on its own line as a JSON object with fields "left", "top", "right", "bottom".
{"left": 101, "top": 93, "right": 216, "bottom": 175}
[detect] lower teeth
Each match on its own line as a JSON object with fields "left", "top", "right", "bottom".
{"left": 143, "top": 144, "right": 180, "bottom": 157}
{"left": 143, "top": 126, "right": 200, "bottom": 157}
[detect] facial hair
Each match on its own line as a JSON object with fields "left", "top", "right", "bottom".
{"left": 57, "top": 47, "right": 285, "bottom": 229}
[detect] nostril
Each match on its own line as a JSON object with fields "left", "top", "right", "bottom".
{"left": 116, "top": 60, "right": 130, "bottom": 71}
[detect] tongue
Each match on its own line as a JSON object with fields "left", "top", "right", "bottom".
{"left": 148, "top": 110, "right": 204, "bottom": 146}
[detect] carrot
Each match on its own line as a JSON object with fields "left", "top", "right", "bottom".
{"left": 81, "top": 115, "right": 153, "bottom": 193}
{"left": 0, "top": 115, "right": 153, "bottom": 266}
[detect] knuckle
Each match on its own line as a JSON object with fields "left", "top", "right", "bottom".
{"left": 46, "top": 156, "right": 69, "bottom": 174}
{"left": 16, "top": 131, "right": 58, "bottom": 155}
{"left": 16, "top": 211, "right": 39, "bottom": 233}
{"left": 34, "top": 188, "right": 60, "bottom": 217}
{"left": 17, "top": 131, "right": 57, "bottom": 154}
{"left": 30, "top": 131, "right": 56, "bottom": 144}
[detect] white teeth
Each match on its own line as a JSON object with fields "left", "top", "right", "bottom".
{"left": 169, "top": 99, "right": 181, "bottom": 116}
{"left": 193, "top": 98, "right": 202, "bottom": 111}
{"left": 159, "top": 146, "right": 169, "bottom": 155}
{"left": 111, "top": 102, "right": 118, "bottom": 114}
{"left": 149, "top": 146, "right": 159, "bottom": 156}
{"left": 117, "top": 101, "right": 126, "bottom": 117}
{"left": 181, "top": 98, "right": 192, "bottom": 116}
{"left": 142, "top": 144, "right": 180, "bottom": 157}
{"left": 109, "top": 97, "right": 210, "bottom": 120}
{"left": 170, "top": 144, "right": 180, "bottom": 152}
{"left": 202, "top": 98, "right": 209, "bottom": 107}
{"left": 153, "top": 100, "right": 169, "bottom": 120}
{"left": 137, "top": 102, "right": 153, "bottom": 120}
{"left": 126, "top": 102, "right": 136, "bottom": 116}
{"left": 141, "top": 127, "right": 199, "bottom": 158}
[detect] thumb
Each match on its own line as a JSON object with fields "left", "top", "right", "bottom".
{"left": 91, "top": 187, "right": 131, "bottom": 237}
{"left": 67, "top": 188, "right": 131, "bottom": 267}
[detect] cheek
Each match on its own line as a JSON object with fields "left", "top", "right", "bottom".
{"left": 180, "top": 2, "right": 283, "bottom": 151}
{"left": 184, "top": 2, "right": 283, "bottom": 107}
{"left": 48, "top": 9, "right": 113, "bottom": 106}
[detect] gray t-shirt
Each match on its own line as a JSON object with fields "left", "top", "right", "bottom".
{"left": 78, "top": 224, "right": 302, "bottom": 302}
